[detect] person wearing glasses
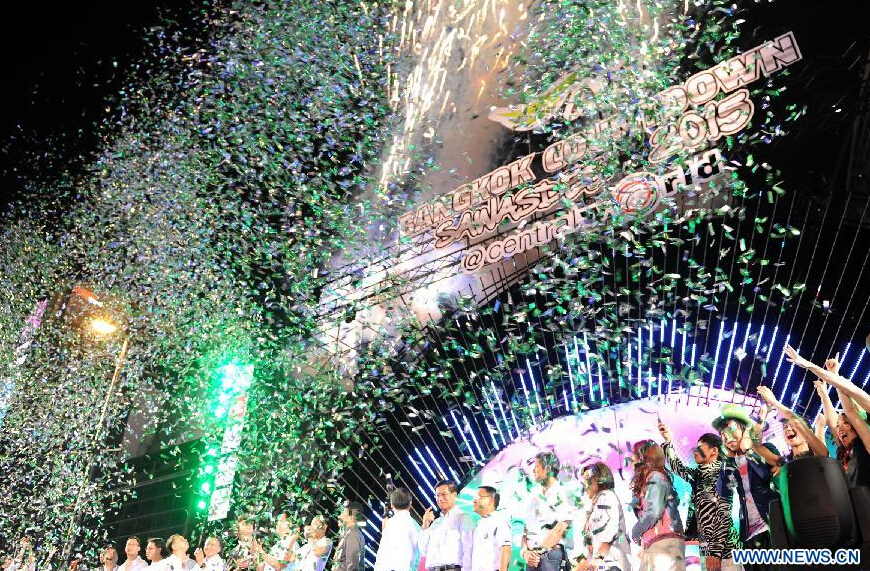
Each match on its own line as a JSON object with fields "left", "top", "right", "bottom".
{"left": 145, "top": 538, "right": 167, "bottom": 571}
{"left": 296, "top": 516, "right": 332, "bottom": 571}
{"left": 471, "top": 486, "right": 511, "bottom": 571}
{"left": 194, "top": 538, "right": 225, "bottom": 571}
{"left": 119, "top": 538, "right": 148, "bottom": 571}
{"left": 250, "top": 513, "right": 297, "bottom": 571}
{"left": 713, "top": 404, "right": 779, "bottom": 564}
{"left": 419, "top": 480, "right": 474, "bottom": 571}
{"left": 658, "top": 421, "right": 741, "bottom": 571}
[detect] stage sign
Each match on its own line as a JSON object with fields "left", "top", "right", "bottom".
{"left": 398, "top": 33, "right": 802, "bottom": 273}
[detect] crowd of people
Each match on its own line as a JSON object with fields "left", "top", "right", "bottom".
{"left": 3, "top": 345, "right": 869, "bottom": 571}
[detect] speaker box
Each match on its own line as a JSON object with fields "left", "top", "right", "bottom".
{"left": 782, "top": 456, "right": 857, "bottom": 548}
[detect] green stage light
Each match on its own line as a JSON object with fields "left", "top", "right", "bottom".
{"left": 196, "top": 360, "right": 254, "bottom": 522}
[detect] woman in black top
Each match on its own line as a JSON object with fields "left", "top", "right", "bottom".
{"left": 755, "top": 385, "right": 828, "bottom": 474}
{"left": 786, "top": 346, "right": 870, "bottom": 488}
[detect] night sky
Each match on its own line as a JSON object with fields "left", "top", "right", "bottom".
{"left": 1, "top": 1, "right": 867, "bottom": 211}
{"left": 0, "top": 1, "right": 206, "bottom": 210}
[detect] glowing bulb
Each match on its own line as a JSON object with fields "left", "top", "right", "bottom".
{"left": 88, "top": 318, "right": 118, "bottom": 336}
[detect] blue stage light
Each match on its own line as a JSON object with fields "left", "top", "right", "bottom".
{"left": 582, "top": 333, "right": 594, "bottom": 402}
{"left": 526, "top": 358, "right": 543, "bottom": 417}
{"left": 417, "top": 485, "right": 436, "bottom": 508}
{"left": 637, "top": 326, "right": 643, "bottom": 396}
{"left": 490, "top": 381, "right": 518, "bottom": 438}
{"left": 681, "top": 328, "right": 687, "bottom": 365}
{"left": 449, "top": 410, "right": 480, "bottom": 464}
{"left": 711, "top": 320, "right": 726, "bottom": 388}
{"left": 721, "top": 321, "right": 739, "bottom": 389}
{"left": 425, "top": 445, "right": 459, "bottom": 482}
{"left": 779, "top": 356, "right": 798, "bottom": 403}
{"left": 564, "top": 343, "right": 578, "bottom": 412}
{"left": 463, "top": 412, "right": 486, "bottom": 462}
{"left": 482, "top": 387, "right": 507, "bottom": 448}
{"left": 850, "top": 348, "right": 867, "bottom": 380}
{"left": 518, "top": 372, "right": 536, "bottom": 428}
{"left": 411, "top": 448, "right": 436, "bottom": 494}
{"left": 772, "top": 333, "right": 790, "bottom": 387}
{"left": 755, "top": 324, "right": 766, "bottom": 354}
{"left": 648, "top": 323, "right": 654, "bottom": 396}
{"left": 840, "top": 342, "right": 852, "bottom": 371}
{"left": 765, "top": 326, "right": 779, "bottom": 363}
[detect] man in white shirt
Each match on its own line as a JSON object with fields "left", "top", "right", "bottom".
{"left": 194, "top": 538, "right": 225, "bottom": 571}
{"left": 295, "top": 516, "right": 332, "bottom": 571}
{"left": 253, "top": 513, "right": 298, "bottom": 571}
{"left": 99, "top": 546, "right": 119, "bottom": 571}
{"left": 118, "top": 538, "right": 148, "bottom": 571}
{"left": 229, "top": 517, "right": 256, "bottom": 571}
{"left": 471, "top": 486, "right": 511, "bottom": 571}
{"left": 418, "top": 480, "right": 474, "bottom": 571}
{"left": 374, "top": 488, "right": 420, "bottom": 571}
{"left": 146, "top": 538, "right": 166, "bottom": 571}
{"left": 521, "top": 453, "right": 573, "bottom": 571}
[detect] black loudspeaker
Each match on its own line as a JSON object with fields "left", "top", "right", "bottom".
{"left": 781, "top": 456, "right": 857, "bottom": 548}
{"left": 769, "top": 498, "right": 792, "bottom": 548}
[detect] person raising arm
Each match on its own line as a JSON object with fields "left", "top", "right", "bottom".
{"left": 785, "top": 346, "right": 870, "bottom": 413}
{"left": 756, "top": 386, "right": 828, "bottom": 458}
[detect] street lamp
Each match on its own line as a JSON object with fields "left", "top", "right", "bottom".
{"left": 88, "top": 318, "right": 119, "bottom": 337}
{"left": 62, "top": 313, "right": 131, "bottom": 561}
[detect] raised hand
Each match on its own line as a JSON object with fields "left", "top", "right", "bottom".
{"left": 524, "top": 550, "right": 541, "bottom": 567}
{"left": 756, "top": 386, "right": 780, "bottom": 408}
{"left": 757, "top": 403, "right": 771, "bottom": 427}
{"left": 657, "top": 420, "right": 673, "bottom": 444}
{"left": 784, "top": 345, "right": 811, "bottom": 369}
{"left": 825, "top": 352, "right": 841, "bottom": 375}
{"left": 422, "top": 507, "right": 435, "bottom": 530}
{"left": 814, "top": 380, "right": 828, "bottom": 398}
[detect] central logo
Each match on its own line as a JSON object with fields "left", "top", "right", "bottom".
{"left": 612, "top": 172, "right": 662, "bottom": 214}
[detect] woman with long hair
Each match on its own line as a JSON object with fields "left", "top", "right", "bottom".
{"left": 786, "top": 347, "right": 870, "bottom": 488}
{"left": 630, "top": 439, "right": 686, "bottom": 571}
{"left": 576, "top": 462, "right": 630, "bottom": 571}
